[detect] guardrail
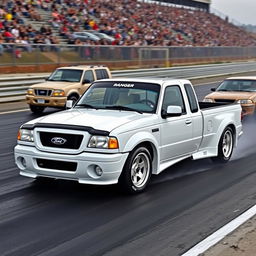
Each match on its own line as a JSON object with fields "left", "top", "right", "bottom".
{"left": 1, "top": 61, "right": 256, "bottom": 103}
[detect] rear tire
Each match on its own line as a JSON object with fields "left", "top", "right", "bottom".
{"left": 211, "top": 127, "right": 234, "bottom": 163}
{"left": 119, "top": 147, "right": 152, "bottom": 194}
{"left": 29, "top": 104, "right": 45, "bottom": 114}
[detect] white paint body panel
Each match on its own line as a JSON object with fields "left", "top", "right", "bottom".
{"left": 14, "top": 78, "right": 242, "bottom": 184}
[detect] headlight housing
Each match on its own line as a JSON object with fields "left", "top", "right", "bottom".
{"left": 27, "top": 88, "right": 34, "bottom": 95}
{"left": 88, "top": 136, "right": 119, "bottom": 149}
{"left": 52, "top": 89, "right": 65, "bottom": 97}
{"left": 203, "top": 98, "right": 214, "bottom": 103}
{"left": 17, "top": 129, "right": 34, "bottom": 142}
{"left": 237, "top": 99, "right": 253, "bottom": 104}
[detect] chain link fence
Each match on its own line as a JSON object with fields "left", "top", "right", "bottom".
{"left": 0, "top": 44, "right": 256, "bottom": 69}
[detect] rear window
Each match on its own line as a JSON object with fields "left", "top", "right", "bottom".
{"left": 95, "top": 69, "right": 109, "bottom": 80}
{"left": 184, "top": 84, "right": 198, "bottom": 113}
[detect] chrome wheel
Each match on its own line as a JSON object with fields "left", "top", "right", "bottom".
{"left": 119, "top": 146, "right": 152, "bottom": 194}
{"left": 222, "top": 129, "right": 233, "bottom": 158}
{"left": 130, "top": 152, "right": 150, "bottom": 188}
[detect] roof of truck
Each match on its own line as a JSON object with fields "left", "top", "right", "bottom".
{"left": 57, "top": 65, "right": 109, "bottom": 70}
{"left": 98, "top": 77, "right": 190, "bottom": 85}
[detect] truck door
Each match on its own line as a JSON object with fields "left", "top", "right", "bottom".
{"left": 160, "top": 85, "right": 194, "bottom": 162}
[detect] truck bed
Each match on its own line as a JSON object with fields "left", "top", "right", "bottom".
{"left": 199, "top": 101, "right": 234, "bottom": 110}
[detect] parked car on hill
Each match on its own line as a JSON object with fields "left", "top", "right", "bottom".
{"left": 204, "top": 76, "right": 256, "bottom": 116}
{"left": 85, "top": 31, "right": 115, "bottom": 42}
{"left": 71, "top": 31, "right": 100, "bottom": 42}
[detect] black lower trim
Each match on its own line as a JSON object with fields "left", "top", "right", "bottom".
{"left": 36, "top": 159, "right": 77, "bottom": 172}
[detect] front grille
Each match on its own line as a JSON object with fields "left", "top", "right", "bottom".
{"left": 37, "top": 159, "right": 77, "bottom": 172}
{"left": 215, "top": 99, "right": 236, "bottom": 103}
{"left": 35, "top": 89, "right": 52, "bottom": 96}
{"left": 39, "top": 132, "right": 83, "bottom": 149}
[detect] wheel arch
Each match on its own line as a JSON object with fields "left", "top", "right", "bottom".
{"left": 67, "top": 91, "right": 80, "bottom": 100}
{"left": 226, "top": 123, "right": 236, "bottom": 145}
{"left": 123, "top": 133, "right": 159, "bottom": 175}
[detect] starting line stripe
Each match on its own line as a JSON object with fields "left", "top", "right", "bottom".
{"left": 181, "top": 204, "right": 256, "bottom": 256}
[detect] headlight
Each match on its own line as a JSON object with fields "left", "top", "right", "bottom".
{"left": 203, "top": 98, "right": 214, "bottom": 103}
{"left": 237, "top": 99, "right": 253, "bottom": 104}
{"left": 17, "top": 129, "right": 34, "bottom": 142}
{"left": 52, "top": 89, "right": 65, "bottom": 97}
{"left": 88, "top": 136, "right": 119, "bottom": 149}
{"left": 27, "top": 89, "right": 34, "bottom": 95}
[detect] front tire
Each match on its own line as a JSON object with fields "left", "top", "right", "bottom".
{"left": 119, "top": 147, "right": 152, "bottom": 194}
{"left": 29, "top": 104, "right": 45, "bottom": 114}
{"left": 211, "top": 127, "right": 234, "bottom": 163}
{"left": 67, "top": 94, "right": 79, "bottom": 105}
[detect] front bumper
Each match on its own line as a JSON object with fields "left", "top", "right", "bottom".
{"left": 15, "top": 145, "right": 129, "bottom": 185}
{"left": 26, "top": 95, "right": 67, "bottom": 107}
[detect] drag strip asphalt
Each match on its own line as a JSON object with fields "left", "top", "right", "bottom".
{"left": 1, "top": 82, "right": 256, "bottom": 256}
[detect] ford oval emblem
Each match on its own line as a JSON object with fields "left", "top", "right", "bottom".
{"left": 51, "top": 137, "right": 67, "bottom": 145}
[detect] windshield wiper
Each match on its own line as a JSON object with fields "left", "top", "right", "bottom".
{"left": 75, "top": 103, "right": 96, "bottom": 109}
{"left": 105, "top": 105, "right": 143, "bottom": 114}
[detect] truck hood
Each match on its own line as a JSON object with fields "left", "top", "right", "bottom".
{"left": 206, "top": 91, "right": 256, "bottom": 100}
{"left": 30, "top": 81, "right": 81, "bottom": 90}
{"left": 26, "top": 109, "right": 149, "bottom": 133}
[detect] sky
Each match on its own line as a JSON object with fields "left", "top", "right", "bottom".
{"left": 211, "top": 0, "right": 256, "bottom": 25}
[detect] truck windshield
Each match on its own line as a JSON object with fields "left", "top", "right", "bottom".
{"left": 217, "top": 79, "right": 256, "bottom": 92}
{"left": 48, "top": 69, "right": 83, "bottom": 82}
{"left": 76, "top": 81, "right": 160, "bottom": 113}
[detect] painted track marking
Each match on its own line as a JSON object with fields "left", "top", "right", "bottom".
{"left": 181, "top": 204, "right": 256, "bottom": 256}
{"left": 0, "top": 109, "right": 29, "bottom": 115}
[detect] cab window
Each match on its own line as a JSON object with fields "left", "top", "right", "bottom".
{"left": 162, "top": 85, "right": 186, "bottom": 114}
{"left": 83, "top": 70, "right": 94, "bottom": 83}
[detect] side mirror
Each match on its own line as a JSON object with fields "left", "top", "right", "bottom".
{"left": 162, "top": 105, "right": 182, "bottom": 118}
{"left": 45, "top": 77, "right": 49, "bottom": 81}
{"left": 66, "top": 100, "right": 74, "bottom": 109}
{"left": 211, "top": 88, "right": 216, "bottom": 92}
{"left": 82, "top": 79, "right": 91, "bottom": 84}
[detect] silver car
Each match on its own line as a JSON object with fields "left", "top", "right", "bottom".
{"left": 72, "top": 32, "right": 100, "bottom": 42}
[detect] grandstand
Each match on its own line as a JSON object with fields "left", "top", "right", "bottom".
{"left": 0, "top": 0, "right": 255, "bottom": 48}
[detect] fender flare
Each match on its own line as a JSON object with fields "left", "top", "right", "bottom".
{"left": 123, "top": 131, "right": 160, "bottom": 174}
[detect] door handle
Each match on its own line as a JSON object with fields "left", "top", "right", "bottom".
{"left": 185, "top": 119, "right": 192, "bottom": 125}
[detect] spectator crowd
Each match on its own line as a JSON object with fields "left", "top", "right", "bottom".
{"left": 0, "top": 0, "right": 255, "bottom": 52}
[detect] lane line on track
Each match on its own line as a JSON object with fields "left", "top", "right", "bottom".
{"left": 181, "top": 204, "right": 256, "bottom": 256}
{"left": 194, "top": 81, "right": 221, "bottom": 87}
{"left": 0, "top": 109, "right": 29, "bottom": 115}
{"left": 0, "top": 152, "right": 13, "bottom": 157}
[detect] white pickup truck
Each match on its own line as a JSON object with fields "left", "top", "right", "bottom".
{"left": 15, "top": 78, "right": 243, "bottom": 193}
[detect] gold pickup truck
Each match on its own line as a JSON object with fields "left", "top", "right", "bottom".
{"left": 204, "top": 76, "right": 256, "bottom": 116}
{"left": 26, "top": 65, "right": 111, "bottom": 113}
